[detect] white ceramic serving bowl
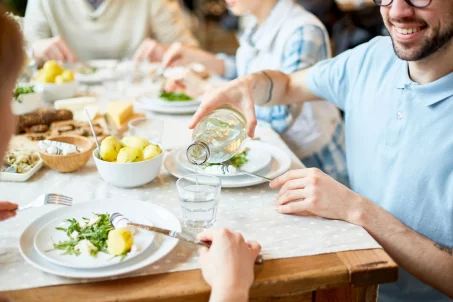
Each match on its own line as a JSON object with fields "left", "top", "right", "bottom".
{"left": 35, "top": 81, "right": 78, "bottom": 102}
{"left": 93, "top": 147, "right": 164, "bottom": 188}
{"left": 12, "top": 92, "right": 43, "bottom": 115}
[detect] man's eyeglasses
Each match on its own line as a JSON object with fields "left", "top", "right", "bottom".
{"left": 373, "top": 0, "right": 432, "bottom": 8}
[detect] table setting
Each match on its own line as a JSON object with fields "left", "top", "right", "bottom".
{"left": 1, "top": 60, "right": 385, "bottom": 298}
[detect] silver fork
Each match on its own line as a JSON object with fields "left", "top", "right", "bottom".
{"left": 221, "top": 161, "right": 274, "bottom": 182}
{"left": 17, "top": 194, "right": 73, "bottom": 211}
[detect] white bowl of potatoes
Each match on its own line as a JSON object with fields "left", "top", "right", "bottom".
{"left": 93, "top": 136, "right": 164, "bottom": 188}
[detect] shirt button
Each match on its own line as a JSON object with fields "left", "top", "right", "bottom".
{"left": 397, "top": 111, "right": 403, "bottom": 120}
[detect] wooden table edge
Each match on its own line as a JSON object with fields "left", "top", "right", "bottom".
{"left": 3, "top": 248, "right": 398, "bottom": 302}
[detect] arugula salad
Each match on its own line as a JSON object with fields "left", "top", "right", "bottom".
{"left": 202, "top": 148, "right": 249, "bottom": 175}
{"left": 47, "top": 213, "right": 135, "bottom": 259}
{"left": 159, "top": 91, "right": 193, "bottom": 102}
{"left": 49, "top": 213, "right": 113, "bottom": 257}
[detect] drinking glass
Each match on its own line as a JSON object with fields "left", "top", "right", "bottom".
{"left": 176, "top": 174, "right": 221, "bottom": 230}
{"left": 128, "top": 117, "right": 164, "bottom": 144}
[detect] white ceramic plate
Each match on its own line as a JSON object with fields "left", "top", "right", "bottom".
{"left": 164, "top": 142, "right": 291, "bottom": 188}
{"left": 0, "top": 159, "right": 44, "bottom": 182}
{"left": 34, "top": 211, "right": 155, "bottom": 269}
{"left": 19, "top": 199, "right": 181, "bottom": 279}
{"left": 176, "top": 140, "right": 272, "bottom": 177}
{"left": 75, "top": 60, "right": 120, "bottom": 84}
{"left": 134, "top": 98, "right": 200, "bottom": 114}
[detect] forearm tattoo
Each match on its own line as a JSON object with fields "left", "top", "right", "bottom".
{"left": 261, "top": 71, "right": 273, "bottom": 105}
{"left": 434, "top": 243, "right": 453, "bottom": 256}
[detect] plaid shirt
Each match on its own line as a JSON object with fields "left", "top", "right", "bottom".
{"left": 220, "top": 24, "right": 328, "bottom": 133}
{"left": 219, "top": 24, "right": 348, "bottom": 185}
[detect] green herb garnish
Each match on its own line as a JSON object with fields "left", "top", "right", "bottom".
{"left": 13, "top": 85, "right": 35, "bottom": 103}
{"left": 205, "top": 149, "right": 249, "bottom": 169}
{"left": 159, "top": 91, "right": 193, "bottom": 102}
{"left": 48, "top": 213, "right": 113, "bottom": 257}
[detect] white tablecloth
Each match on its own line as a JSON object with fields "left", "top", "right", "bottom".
{"left": 0, "top": 103, "right": 380, "bottom": 292}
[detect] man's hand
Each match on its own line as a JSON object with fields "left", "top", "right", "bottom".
{"left": 270, "top": 168, "right": 363, "bottom": 222}
{"left": 133, "top": 38, "right": 167, "bottom": 62}
{"left": 0, "top": 202, "right": 18, "bottom": 221}
{"left": 189, "top": 73, "right": 270, "bottom": 138}
{"left": 32, "top": 37, "right": 77, "bottom": 63}
{"left": 197, "top": 229, "right": 261, "bottom": 302}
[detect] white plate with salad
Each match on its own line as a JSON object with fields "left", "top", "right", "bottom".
{"left": 135, "top": 96, "right": 201, "bottom": 114}
{"left": 144, "top": 91, "right": 202, "bottom": 108}
{"left": 164, "top": 141, "right": 292, "bottom": 188}
{"left": 176, "top": 140, "right": 272, "bottom": 177}
{"left": 34, "top": 212, "right": 155, "bottom": 269}
{"left": 19, "top": 199, "right": 181, "bottom": 279}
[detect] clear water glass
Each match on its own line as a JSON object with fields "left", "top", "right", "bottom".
{"left": 176, "top": 174, "right": 221, "bottom": 230}
{"left": 128, "top": 117, "right": 164, "bottom": 144}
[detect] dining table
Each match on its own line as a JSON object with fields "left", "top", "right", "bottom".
{"left": 0, "top": 77, "right": 397, "bottom": 301}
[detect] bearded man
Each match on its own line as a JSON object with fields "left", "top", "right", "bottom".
{"left": 182, "top": 0, "right": 453, "bottom": 301}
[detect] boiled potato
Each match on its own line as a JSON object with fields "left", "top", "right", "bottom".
{"left": 121, "top": 136, "right": 150, "bottom": 151}
{"left": 43, "top": 60, "right": 63, "bottom": 74}
{"left": 107, "top": 228, "right": 134, "bottom": 256}
{"left": 54, "top": 75, "right": 64, "bottom": 84}
{"left": 143, "top": 144, "right": 162, "bottom": 160}
{"left": 61, "top": 70, "right": 74, "bottom": 82}
{"left": 117, "top": 147, "right": 143, "bottom": 163}
{"left": 100, "top": 136, "right": 122, "bottom": 162}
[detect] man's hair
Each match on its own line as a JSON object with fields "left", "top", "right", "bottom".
{"left": 0, "top": 5, "right": 25, "bottom": 92}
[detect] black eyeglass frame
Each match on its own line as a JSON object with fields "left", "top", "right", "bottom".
{"left": 373, "top": 0, "right": 432, "bottom": 8}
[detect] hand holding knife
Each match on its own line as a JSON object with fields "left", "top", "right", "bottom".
{"left": 128, "top": 222, "right": 264, "bottom": 265}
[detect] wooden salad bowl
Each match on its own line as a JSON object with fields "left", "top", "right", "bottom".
{"left": 39, "top": 135, "right": 95, "bottom": 173}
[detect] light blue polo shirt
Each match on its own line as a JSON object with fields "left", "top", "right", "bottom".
{"left": 306, "top": 36, "right": 453, "bottom": 302}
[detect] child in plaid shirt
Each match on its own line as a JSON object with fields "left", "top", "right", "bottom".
{"left": 164, "top": 0, "right": 348, "bottom": 185}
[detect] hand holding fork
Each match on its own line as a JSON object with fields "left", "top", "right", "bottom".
{"left": 0, "top": 194, "right": 73, "bottom": 222}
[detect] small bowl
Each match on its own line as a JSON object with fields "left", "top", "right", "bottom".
{"left": 34, "top": 81, "right": 78, "bottom": 102}
{"left": 12, "top": 92, "right": 43, "bottom": 115}
{"left": 39, "top": 136, "right": 95, "bottom": 173}
{"left": 93, "top": 146, "right": 164, "bottom": 188}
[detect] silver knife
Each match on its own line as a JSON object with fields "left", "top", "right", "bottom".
{"left": 129, "top": 222, "right": 263, "bottom": 264}
{"left": 128, "top": 222, "right": 210, "bottom": 247}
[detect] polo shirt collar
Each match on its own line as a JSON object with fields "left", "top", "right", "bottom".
{"left": 240, "top": 0, "right": 293, "bottom": 52}
{"left": 396, "top": 60, "right": 453, "bottom": 107}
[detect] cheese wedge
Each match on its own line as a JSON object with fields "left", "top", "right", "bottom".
{"left": 107, "top": 101, "right": 134, "bottom": 127}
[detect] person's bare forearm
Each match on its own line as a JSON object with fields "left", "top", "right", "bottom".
{"left": 251, "top": 69, "right": 318, "bottom": 106}
{"left": 352, "top": 197, "right": 453, "bottom": 297}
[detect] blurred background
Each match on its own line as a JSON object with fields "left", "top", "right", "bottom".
{"left": 1, "top": 0, "right": 386, "bottom": 56}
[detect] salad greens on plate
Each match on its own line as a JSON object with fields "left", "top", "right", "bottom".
{"left": 13, "top": 85, "right": 35, "bottom": 102}
{"left": 159, "top": 91, "right": 193, "bottom": 102}
{"left": 205, "top": 149, "right": 249, "bottom": 169}
{"left": 48, "top": 213, "right": 113, "bottom": 257}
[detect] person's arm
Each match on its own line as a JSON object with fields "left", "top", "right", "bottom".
{"left": 23, "top": 0, "right": 52, "bottom": 44}
{"left": 197, "top": 229, "right": 261, "bottom": 302}
{"left": 149, "top": 0, "right": 199, "bottom": 47}
{"left": 188, "top": 69, "right": 316, "bottom": 138}
{"left": 23, "top": 0, "right": 76, "bottom": 63}
{"left": 356, "top": 199, "right": 453, "bottom": 297}
{"left": 270, "top": 168, "right": 453, "bottom": 298}
{"left": 255, "top": 25, "right": 329, "bottom": 134}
